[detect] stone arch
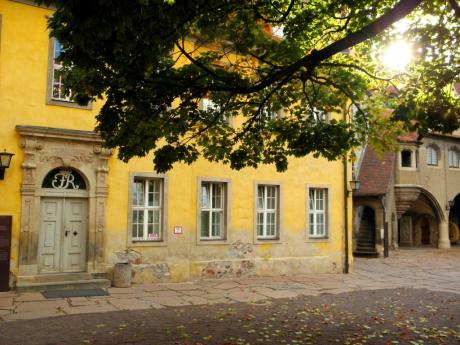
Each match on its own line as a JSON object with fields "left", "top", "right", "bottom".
{"left": 395, "top": 185, "right": 449, "bottom": 248}
{"left": 418, "top": 188, "right": 446, "bottom": 223}
{"left": 16, "top": 125, "right": 112, "bottom": 278}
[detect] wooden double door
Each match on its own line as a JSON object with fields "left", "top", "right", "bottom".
{"left": 38, "top": 198, "right": 88, "bottom": 273}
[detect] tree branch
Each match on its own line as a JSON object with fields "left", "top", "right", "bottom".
{"left": 447, "top": 0, "right": 460, "bottom": 17}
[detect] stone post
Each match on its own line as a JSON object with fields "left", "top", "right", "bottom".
{"left": 438, "top": 221, "right": 451, "bottom": 249}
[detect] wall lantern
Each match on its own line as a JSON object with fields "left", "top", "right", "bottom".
{"left": 0, "top": 149, "right": 15, "bottom": 180}
{"left": 349, "top": 179, "right": 361, "bottom": 193}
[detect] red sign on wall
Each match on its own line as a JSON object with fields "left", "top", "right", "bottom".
{"left": 0, "top": 216, "right": 12, "bottom": 291}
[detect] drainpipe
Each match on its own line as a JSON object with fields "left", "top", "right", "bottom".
{"left": 380, "top": 195, "right": 389, "bottom": 257}
{"left": 343, "top": 155, "right": 349, "bottom": 273}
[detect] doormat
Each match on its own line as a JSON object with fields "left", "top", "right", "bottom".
{"left": 42, "top": 288, "right": 109, "bottom": 299}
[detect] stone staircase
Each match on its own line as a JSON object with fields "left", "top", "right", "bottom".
{"left": 15, "top": 273, "right": 111, "bottom": 293}
{"left": 354, "top": 218, "right": 379, "bottom": 258}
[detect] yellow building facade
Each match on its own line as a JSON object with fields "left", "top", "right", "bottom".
{"left": 0, "top": 0, "right": 352, "bottom": 290}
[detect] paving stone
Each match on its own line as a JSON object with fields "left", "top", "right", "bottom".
{"left": 2, "top": 309, "right": 65, "bottom": 321}
{"left": 227, "top": 291, "right": 267, "bottom": 303}
{"left": 160, "top": 283, "right": 201, "bottom": 291}
{"left": 212, "top": 281, "right": 242, "bottom": 290}
{"left": 181, "top": 295, "right": 209, "bottom": 305}
{"left": 135, "top": 284, "right": 168, "bottom": 292}
{"left": 14, "top": 293, "right": 47, "bottom": 302}
{"left": 0, "top": 298, "right": 14, "bottom": 309}
{"left": 251, "top": 287, "right": 298, "bottom": 299}
{"left": 183, "top": 290, "right": 208, "bottom": 297}
{"left": 107, "top": 298, "right": 152, "bottom": 310}
{"left": 61, "top": 304, "right": 118, "bottom": 315}
{"left": 15, "top": 300, "right": 69, "bottom": 313}
{"left": 146, "top": 296, "right": 191, "bottom": 307}
{"left": 149, "top": 290, "right": 181, "bottom": 298}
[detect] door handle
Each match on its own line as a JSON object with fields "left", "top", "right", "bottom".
{"left": 65, "top": 230, "right": 70, "bottom": 237}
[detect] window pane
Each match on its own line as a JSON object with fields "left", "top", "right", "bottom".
{"left": 132, "top": 181, "right": 144, "bottom": 206}
{"left": 148, "top": 180, "right": 161, "bottom": 206}
{"left": 212, "top": 184, "right": 223, "bottom": 208}
{"left": 309, "top": 190, "right": 315, "bottom": 210}
{"left": 201, "top": 211, "right": 210, "bottom": 238}
{"left": 132, "top": 210, "right": 144, "bottom": 238}
{"left": 267, "top": 186, "right": 276, "bottom": 210}
{"left": 257, "top": 186, "right": 265, "bottom": 209}
{"left": 257, "top": 212, "right": 264, "bottom": 236}
{"left": 54, "top": 40, "right": 62, "bottom": 60}
{"left": 211, "top": 211, "right": 223, "bottom": 237}
{"left": 201, "top": 184, "right": 210, "bottom": 209}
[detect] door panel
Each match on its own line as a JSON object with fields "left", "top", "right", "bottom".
{"left": 62, "top": 199, "right": 87, "bottom": 272}
{"left": 39, "top": 199, "right": 62, "bottom": 273}
{"left": 38, "top": 198, "right": 87, "bottom": 273}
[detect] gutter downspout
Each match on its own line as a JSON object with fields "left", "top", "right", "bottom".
{"left": 344, "top": 154, "right": 349, "bottom": 273}
{"left": 343, "top": 106, "right": 350, "bottom": 274}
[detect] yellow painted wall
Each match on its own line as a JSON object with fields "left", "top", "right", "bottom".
{"left": 0, "top": 0, "right": 353, "bottom": 283}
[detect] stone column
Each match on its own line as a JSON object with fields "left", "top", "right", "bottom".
{"left": 438, "top": 221, "right": 451, "bottom": 249}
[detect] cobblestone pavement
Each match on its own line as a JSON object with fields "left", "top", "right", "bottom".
{"left": 1, "top": 247, "right": 459, "bottom": 321}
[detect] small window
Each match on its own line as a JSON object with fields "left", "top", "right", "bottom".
{"left": 261, "top": 105, "right": 282, "bottom": 121}
{"left": 311, "top": 107, "right": 329, "bottom": 122}
{"left": 131, "top": 178, "right": 163, "bottom": 241}
{"left": 200, "top": 181, "right": 227, "bottom": 240}
{"left": 51, "top": 39, "right": 72, "bottom": 102}
{"left": 426, "top": 146, "right": 438, "bottom": 166}
{"left": 401, "top": 150, "right": 412, "bottom": 168}
{"left": 449, "top": 149, "right": 459, "bottom": 168}
{"left": 256, "top": 185, "right": 279, "bottom": 239}
{"left": 308, "top": 188, "right": 328, "bottom": 238}
{"left": 201, "top": 97, "right": 230, "bottom": 125}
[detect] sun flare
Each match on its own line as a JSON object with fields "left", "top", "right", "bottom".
{"left": 381, "top": 40, "right": 413, "bottom": 71}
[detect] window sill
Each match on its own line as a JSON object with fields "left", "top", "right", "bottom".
{"left": 253, "top": 238, "right": 284, "bottom": 245}
{"left": 399, "top": 166, "right": 417, "bottom": 170}
{"left": 128, "top": 239, "right": 167, "bottom": 247}
{"left": 305, "top": 237, "right": 330, "bottom": 243}
{"left": 426, "top": 165, "right": 440, "bottom": 168}
{"left": 196, "top": 239, "right": 229, "bottom": 246}
{"left": 46, "top": 98, "right": 92, "bottom": 110}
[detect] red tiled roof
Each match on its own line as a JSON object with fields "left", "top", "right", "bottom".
{"left": 397, "top": 132, "right": 419, "bottom": 143}
{"left": 355, "top": 147, "right": 395, "bottom": 197}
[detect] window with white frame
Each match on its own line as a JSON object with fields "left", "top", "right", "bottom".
{"left": 131, "top": 178, "right": 163, "bottom": 241}
{"left": 201, "top": 97, "right": 230, "bottom": 125}
{"left": 200, "top": 181, "right": 226, "bottom": 240}
{"left": 426, "top": 146, "right": 438, "bottom": 166}
{"left": 256, "top": 185, "right": 279, "bottom": 239}
{"left": 308, "top": 188, "right": 328, "bottom": 238}
{"left": 311, "top": 107, "right": 329, "bottom": 122}
{"left": 449, "top": 149, "right": 459, "bottom": 168}
{"left": 261, "top": 104, "right": 282, "bottom": 121}
{"left": 51, "top": 39, "right": 72, "bottom": 102}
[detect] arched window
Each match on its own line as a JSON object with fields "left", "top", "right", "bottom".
{"left": 448, "top": 148, "right": 459, "bottom": 168}
{"left": 426, "top": 146, "right": 438, "bottom": 166}
{"left": 42, "top": 168, "right": 87, "bottom": 190}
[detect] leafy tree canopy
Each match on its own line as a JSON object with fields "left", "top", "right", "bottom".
{"left": 40, "top": 0, "right": 460, "bottom": 172}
